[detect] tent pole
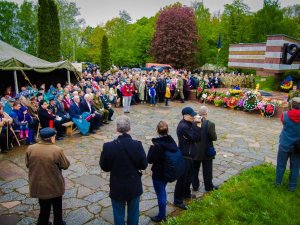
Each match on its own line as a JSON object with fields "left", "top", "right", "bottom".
{"left": 14, "top": 70, "right": 19, "bottom": 94}
{"left": 67, "top": 70, "right": 71, "bottom": 85}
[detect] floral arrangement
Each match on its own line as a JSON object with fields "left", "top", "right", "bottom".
{"left": 229, "top": 89, "right": 242, "bottom": 95}
{"left": 214, "top": 96, "right": 223, "bottom": 106}
{"left": 281, "top": 76, "right": 293, "bottom": 90}
{"left": 243, "top": 91, "right": 259, "bottom": 111}
{"left": 227, "top": 96, "right": 239, "bottom": 109}
{"left": 264, "top": 103, "right": 276, "bottom": 117}
{"left": 206, "top": 94, "right": 215, "bottom": 103}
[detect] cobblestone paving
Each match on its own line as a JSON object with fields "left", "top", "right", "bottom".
{"left": 0, "top": 101, "right": 281, "bottom": 224}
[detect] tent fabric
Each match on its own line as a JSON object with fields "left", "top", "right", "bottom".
{"left": 0, "top": 40, "right": 80, "bottom": 77}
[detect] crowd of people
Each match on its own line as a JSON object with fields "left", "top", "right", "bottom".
{"left": 0, "top": 69, "right": 256, "bottom": 153}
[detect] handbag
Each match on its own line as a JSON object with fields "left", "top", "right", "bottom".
{"left": 205, "top": 120, "right": 216, "bottom": 157}
{"left": 294, "top": 140, "right": 300, "bottom": 154}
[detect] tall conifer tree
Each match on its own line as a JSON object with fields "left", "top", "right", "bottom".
{"left": 37, "top": 0, "right": 61, "bottom": 62}
{"left": 100, "top": 35, "right": 111, "bottom": 72}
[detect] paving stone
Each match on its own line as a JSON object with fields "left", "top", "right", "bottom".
{"left": 84, "top": 191, "right": 108, "bottom": 203}
{"left": 100, "top": 206, "right": 114, "bottom": 224}
{"left": 0, "top": 192, "right": 26, "bottom": 203}
{"left": 1, "top": 201, "right": 21, "bottom": 209}
{"left": 16, "top": 186, "right": 29, "bottom": 194}
{"left": 74, "top": 175, "right": 108, "bottom": 190}
{"left": 65, "top": 207, "right": 93, "bottom": 225}
{"left": 64, "top": 188, "right": 77, "bottom": 198}
{"left": 77, "top": 186, "right": 95, "bottom": 198}
{"left": 99, "top": 197, "right": 111, "bottom": 208}
{"left": 1, "top": 179, "right": 28, "bottom": 190}
{"left": 62, "top": 198, "right": 90, "bottom": 209}
{"left": 0, "top": 160, "right": 27, "bottom": 181}
{"left": 84, "top": 218, "right": 111, "bottom": 225}
{"left": 16, "top": 217, "right": 36, "bottom": 225}
{"left": 9, "top": 204, "right": 32, "bottom": 213}
{"left": 87, "top": 202, "right": 102, "bottom": 214}
{"left": 22, "top": 198, "right": 38, "bottom": 205}
{"left": 140, "top": 199, "right": 158, "bottom": 212}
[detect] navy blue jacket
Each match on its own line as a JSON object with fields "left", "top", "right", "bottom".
{"left": 100, "top": 133, "right": 148, "bottom": 201}
{"left": 80, "top": 100, "right": 96, "bottom": 114}
{"left": 56, "top": 101, "right": 67, "bottom": 117}
{"left": 69, "top": 103, "right": 82, "bottom": 119}
{"left": 147, "top": 135, "right": 178, "bottom": 181}
{"left": 177, "top": 119, "right": 202, "bottom": 158}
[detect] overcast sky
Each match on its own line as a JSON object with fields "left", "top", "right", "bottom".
{"left": 10, "top": 0, "right": 299, "bottom": 27}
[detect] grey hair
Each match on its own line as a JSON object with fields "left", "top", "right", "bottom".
{"left": 199, "top": 106, "right": 208, "bottom": 116}
{"left": 116, "top": 115, "right": 131, "bottom": 134}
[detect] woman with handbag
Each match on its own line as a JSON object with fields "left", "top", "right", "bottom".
{"left": 192, "top": 106, "right": 218, "bottom": 192}
{"left": 275, "top": 97, "right": 300, "bottom": 192}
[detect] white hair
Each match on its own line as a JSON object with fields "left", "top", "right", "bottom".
{"left": 199, "top": 106, "right": 208, "bottom": 116}
{"left": 116, "top": 116, "right": 131, "bottom": 134}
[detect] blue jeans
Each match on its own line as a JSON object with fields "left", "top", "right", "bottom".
{"left": 276, "top": 145, "right": 300, "bottom": 191}
{"left": 111, "top": 196, "right": 140, "bottom": 225}
{"left": 150, "top": 96, "right": 155, "bottom": 105}
{"left": 152, "top": 179, "right": 167, "bottom": 219}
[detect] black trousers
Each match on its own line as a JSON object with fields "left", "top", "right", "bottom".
{"left": 192, "top": 160, "right": 213, "bottom": 191}
{"left": 38, "top": 196, "right": 63, "bottom": 225}
{"left": 174, "top": 158, "right": 194, "bottom": 204}
{"left": 0, "top": 129, "right": 13, "bottom": 151}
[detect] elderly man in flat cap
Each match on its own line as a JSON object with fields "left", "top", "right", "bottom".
{"left": 276, "top": 97, "right": 300, "bottom": 192}
{"left": 26, "top": 128, "right": 70, "bottom": 225}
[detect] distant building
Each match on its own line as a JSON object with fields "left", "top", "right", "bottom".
{"left": 228, "top": 34, "right": 300, "bottom": 76}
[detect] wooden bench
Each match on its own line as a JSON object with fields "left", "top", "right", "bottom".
{"left": 62, "top": 121, "right": 76, "bottom": 136}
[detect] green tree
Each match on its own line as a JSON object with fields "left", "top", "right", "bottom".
{"left": 56, "top": 0, "right": 85, "bottom": 61}
{"left": 251, "top": 0, "right": 283, "bottom": 42}
{"left": 100, "top": 34, "right": 110, "bottom": 72}
{"left": 48, "top": 0, "right": 61, "bottom": 61}
{"left": 219, "top": 0, "right": 252, "bottom": 65}
{"left": 37, "top": 0, "right": 52, "bottom": 61}
{"left": 17, "top": 0, "right": 38, "bottom": 55}
{"left": 0, "top": 1, "right": 19, "bottom": 48}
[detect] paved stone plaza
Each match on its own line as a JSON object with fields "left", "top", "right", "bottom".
{"left": 0, "top": 101, "right": 282, "bottom": 225}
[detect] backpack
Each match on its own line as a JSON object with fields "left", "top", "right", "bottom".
{"left": 163, "top": 148, "right": 185, "bottom": 182}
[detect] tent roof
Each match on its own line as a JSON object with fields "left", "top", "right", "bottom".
{"left": 0, "top": 40, "right": 80, "bottom": 76}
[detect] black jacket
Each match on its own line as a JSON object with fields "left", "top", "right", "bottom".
{"left": 177, "top": 119, "right": 202, "bottom": 158}
{"left": 100, "top": 133, "right": 148, "bottom": 201}
{"left": 38, "top": 108, "right": 55, "bottom": 128}
{"left": 147, "top": 135, "right": 178, "bottom": 181}
{"left": 194, "top": 119, "right": 217, "bottom": 161}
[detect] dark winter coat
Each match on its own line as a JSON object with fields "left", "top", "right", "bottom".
{"left": 147, "top": 135, "right": 178, "bottom": 181}
{"left": 194, "top": 119, "right": 217, "bottom": 161}
{"left": 100, "top": 133, "right": 148, "bottom": 201}
{"left": 177, "top": 119, "right": 202, "bottom": 158}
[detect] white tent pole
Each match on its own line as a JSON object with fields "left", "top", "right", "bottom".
{"left": 67, "top": 70, "right": 71, "bottom": 85}
{"left": 14, "top": 70, "right": 19, "bottom": 94}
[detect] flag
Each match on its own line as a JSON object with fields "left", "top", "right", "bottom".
{"left": 217, "top": 34, "right": 221, "bottom": 52}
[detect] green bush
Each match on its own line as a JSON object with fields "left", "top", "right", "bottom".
{"left": 166, "top": 164, "right": 300, "bottom": 225}
{"left": 255, "top": 76, "right": 276, "bottom": 91}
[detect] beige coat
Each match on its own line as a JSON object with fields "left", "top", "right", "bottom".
{"left": 26, "top": 142, "right": 70, "bottom": 199}
{"left": 0, "top": 112, "right": 13, "bottom": 133}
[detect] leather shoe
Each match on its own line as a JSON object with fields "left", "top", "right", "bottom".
{"left": 174, "top": 202, "right": 187, "bottom": 210}
{"left": 150, "top": 216, "right": 166, "bottom": 222}
{"left": 205, "top": 185, "right": 219, "bottom": 192}
{"left": 108, "top": 118, "right": 113, "bottom": 121}
{"left": 1, "top": 150, "right": 8, "bottom": 153}
{"left": 56, "top": 137, "right": 63, "bottom": 141}
{"left": 90, "top": 130, "right": 96, "bottom": 134}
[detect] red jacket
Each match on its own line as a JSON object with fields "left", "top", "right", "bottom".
{"left": 121, "top": 84, "right": 135, "bottom": 97}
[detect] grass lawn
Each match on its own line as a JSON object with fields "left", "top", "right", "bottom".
{"left": 255, "top": 76, "right": 276, "bottom": 91}
{"left": 166, "top": 164, "right": 300, "bottom": 225}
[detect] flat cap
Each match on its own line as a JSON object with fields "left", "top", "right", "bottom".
{"left": 182, "top": 107, "right": 197, "bottom": 116}
{"left": 40, "top": 128, "right": 57, "bottom": 139}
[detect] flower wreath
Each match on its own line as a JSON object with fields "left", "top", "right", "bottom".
{"left": 227, "top": 96, "right": 239, "bottom": 109}
{"left": 243, "top": 92, "right": 258, "bottom": 111}
{"left": 264, "top": 103, "right": 276, "bottom": 118}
